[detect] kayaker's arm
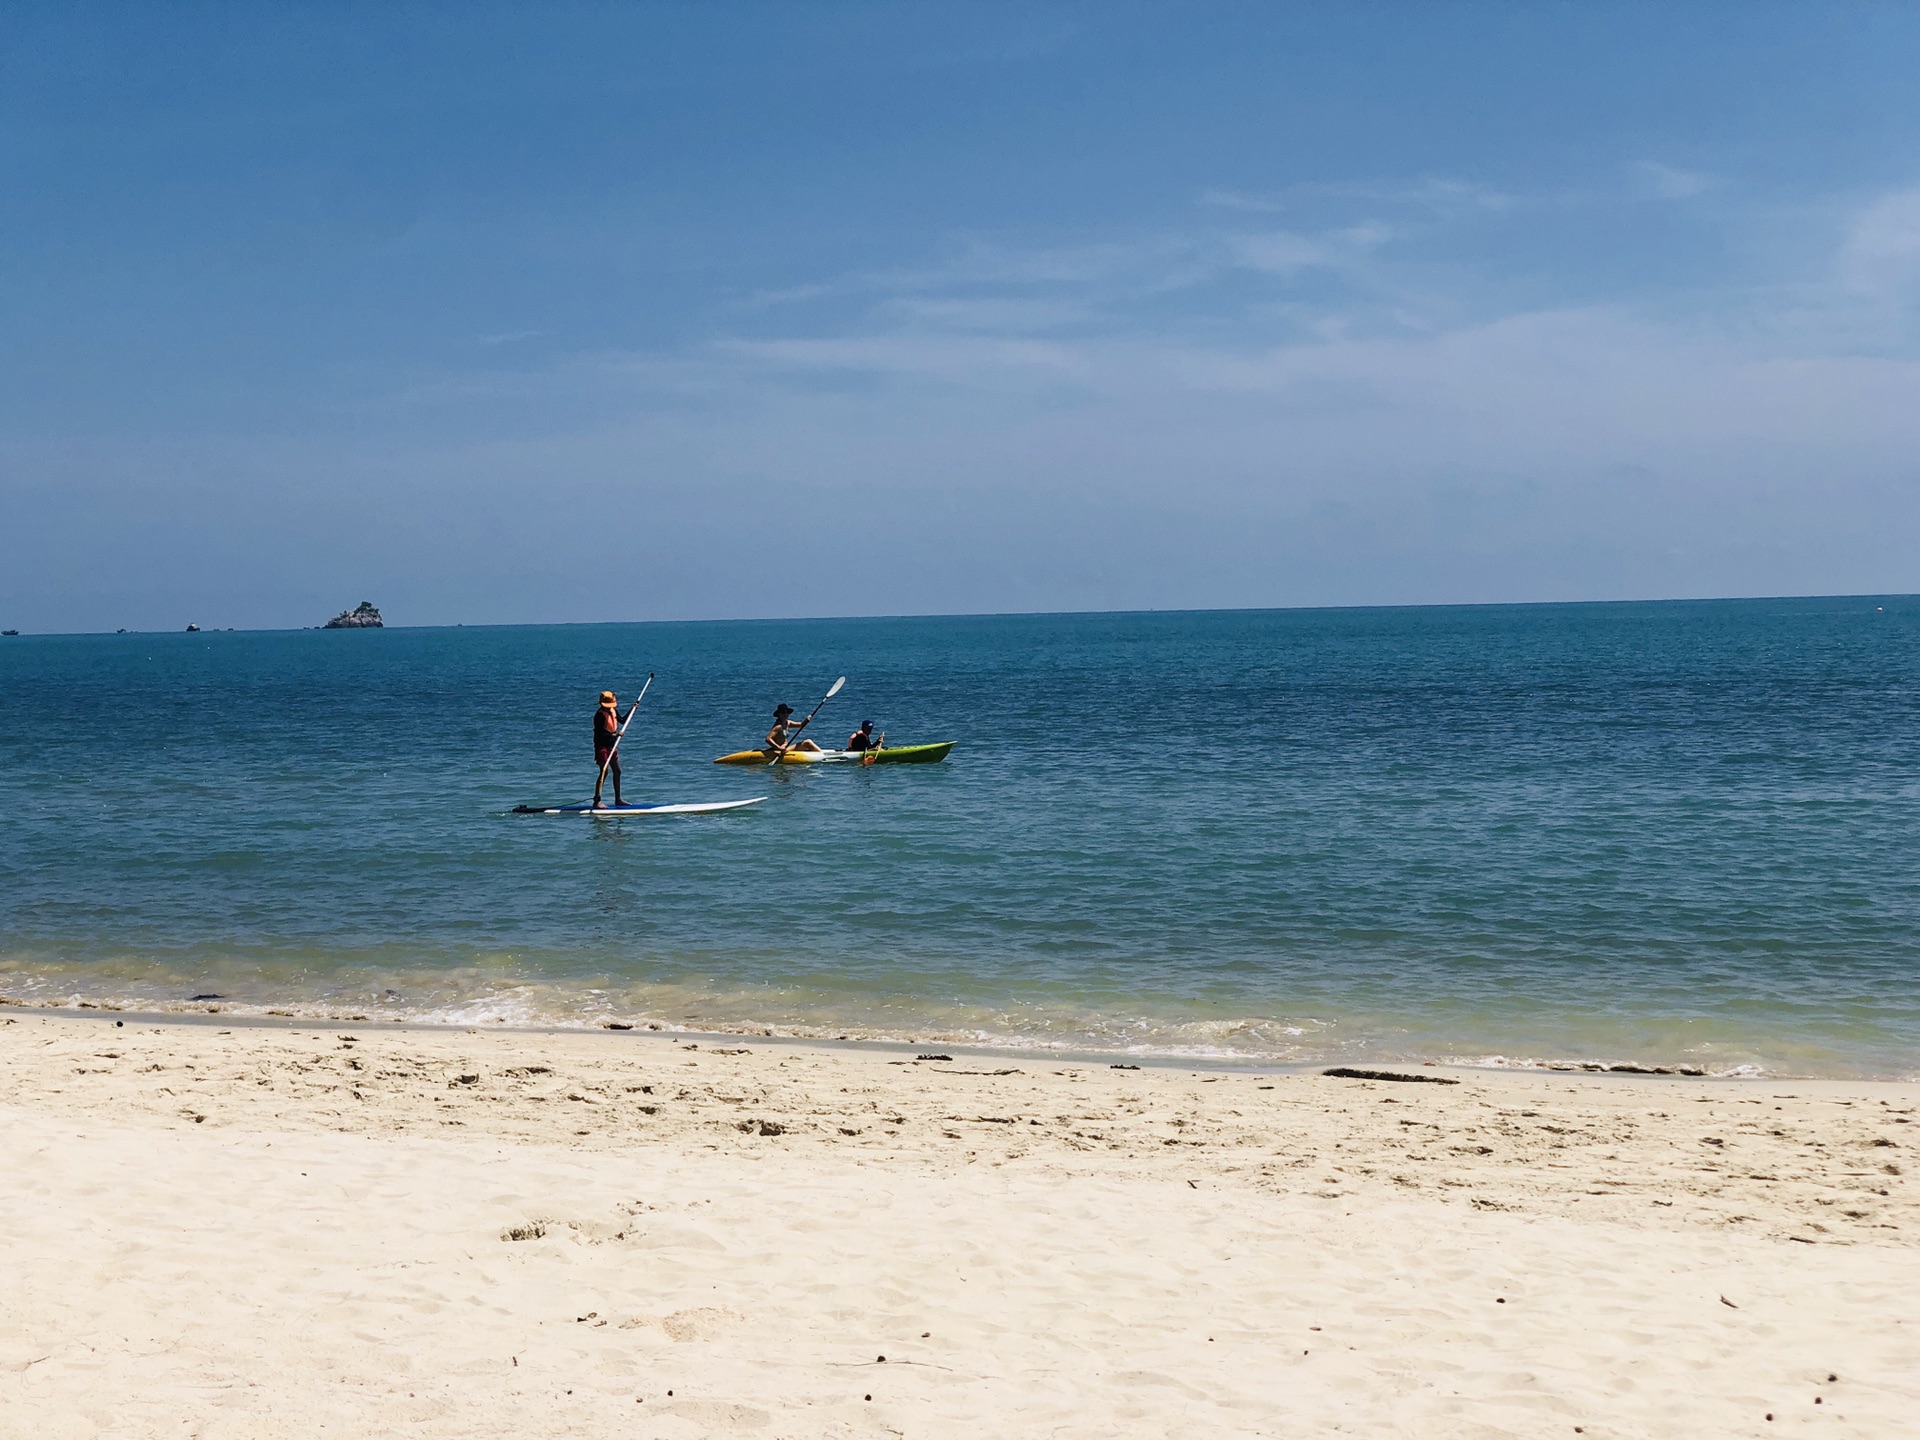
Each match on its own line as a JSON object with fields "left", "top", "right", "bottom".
{"left": 762, "top": 676, "right": 844, "bottom": 767}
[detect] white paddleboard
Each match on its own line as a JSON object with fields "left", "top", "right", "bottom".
{"left": 513, "top": 798, "right": 767, "bottom": 816}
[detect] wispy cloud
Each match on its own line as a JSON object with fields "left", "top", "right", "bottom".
{"left": 570, "top": 180, "right": 1920, "bottom": 546}
{"left": 717, "top": 333, "right": 1090, "bottom": 384}
{"left": 1198, "top": 188, "right": 1285, "bottom": 214}
{"left": 1635, "top": 161, "right": 1714, "bottom": 200}
{"left": 347, "top": 176, "right": 1920, "bottom": 616}
{"left": 1841, "top": 188, "right": 1920, "bottom": 296}
{"left": 876, "top": 296, "right": 1095, "bottom": 333}
{"left": 1202, "top": 177, "right": 1514, "bottom": 217}
{"left": 1225, "top": 230, "right": 1330, "bottom": 274}
{"left": 25, "top": 179, "right": 1917, "bottom": 628}
{"left": 732, "top": 283, "right": 839, "bottom": 312}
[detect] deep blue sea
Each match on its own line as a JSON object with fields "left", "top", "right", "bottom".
{"left": 3, "top": 598, "right": 1918, "bottom": 1077}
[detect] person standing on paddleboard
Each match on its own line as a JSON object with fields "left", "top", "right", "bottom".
{"left": 594, "top": 691, "right": 632, "bottom": 808}
{"left": 766, "top": 702, "right": 824, "bottom": 758}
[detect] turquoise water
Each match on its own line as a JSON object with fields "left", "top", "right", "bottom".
{"left": 3, "top": 598, "right": 1918, "bottom": 1078}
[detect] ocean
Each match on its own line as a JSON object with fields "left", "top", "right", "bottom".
{"left": 2, "top": 597, "right": 1917, "bottom": 1078}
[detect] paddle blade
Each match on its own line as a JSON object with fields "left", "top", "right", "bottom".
{"left": 826, "top": 675, "right": 846, "bottom": 698}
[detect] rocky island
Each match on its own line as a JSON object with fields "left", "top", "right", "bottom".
{"left": 322, "top": 602, "right": 383, "bottom": 629}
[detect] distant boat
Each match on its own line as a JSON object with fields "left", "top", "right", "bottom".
{"left": 185, "top": 624, "right": 201, "bottom": 632}
{"left": 1, "top": 629, "right": 18, "bottom": 637}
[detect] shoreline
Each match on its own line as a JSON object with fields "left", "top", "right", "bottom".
{"left": 4, "top": 1007, "right": 1915, "bottom": 1436}
{"left": 0, "top": 994, "right": 1875, "bottom": 1083}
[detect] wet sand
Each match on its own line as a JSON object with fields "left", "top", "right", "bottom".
{"left": 3, "top": 1010, "right": 1916, "bottom": 1438}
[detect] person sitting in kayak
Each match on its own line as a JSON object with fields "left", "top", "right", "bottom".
{"left": 846, "top": 720, "right": 881, "bottom": 753}
{"left": 593, "top": 690, "right": 631, "bottom": 807}
{"left": 766, "top": 702, "right": 823, "bottom": 757}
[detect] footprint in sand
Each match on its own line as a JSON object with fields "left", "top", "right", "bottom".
{"left": 625, "top": 1306, "right": 746, "bottom": 1342}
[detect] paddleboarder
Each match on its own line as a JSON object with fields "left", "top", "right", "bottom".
{"left": 766, "top": 702, "right": 824, "bottom": 758}
{"left": 593, "top": 690, "right": 632, "bottom": 808}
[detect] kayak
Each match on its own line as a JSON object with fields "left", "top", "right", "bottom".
{"left": 713, "top": 741, "right": 955, "bottom": 766}
{"left": 512, "top": 798, "right": 767, "bottom": 816}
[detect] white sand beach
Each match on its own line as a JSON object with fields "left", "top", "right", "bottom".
{"left": 3, "top": 1010, "right": 1915, "bottom": 1438}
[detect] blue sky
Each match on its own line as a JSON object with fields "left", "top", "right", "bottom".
{"left": 3, "top": 2, "right": 1918, "bottom": 631}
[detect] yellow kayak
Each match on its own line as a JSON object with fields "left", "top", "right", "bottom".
{"left": 713, "top": 742, "right": 955, "bottom": 766}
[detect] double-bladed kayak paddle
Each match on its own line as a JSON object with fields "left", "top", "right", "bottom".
{"left": 770, "top": 675, "right": 845, "bottom": 764}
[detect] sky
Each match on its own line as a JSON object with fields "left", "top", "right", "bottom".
{"left": 3, "top": 2, "right": 1918, "bottom": 632}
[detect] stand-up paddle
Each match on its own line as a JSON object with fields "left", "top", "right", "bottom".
{"left": 593, "top": 673, "right": 652, "bottom": 806}
{"left": 770, "top": 676, "right": 845, "bottom": 764}
{"left": 513, "top": 672, "right": 769, "bottom": 816}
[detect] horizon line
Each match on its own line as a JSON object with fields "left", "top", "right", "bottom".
{"left": 3, "top": 590, "right": 1912, "bottom": 639}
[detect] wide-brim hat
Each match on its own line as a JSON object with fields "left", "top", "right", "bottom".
{"left": 773, "top": 703, "right": 794, "bottom": 717}
{"left": 599, "top": 691, "right": 617, "bottom": 704}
